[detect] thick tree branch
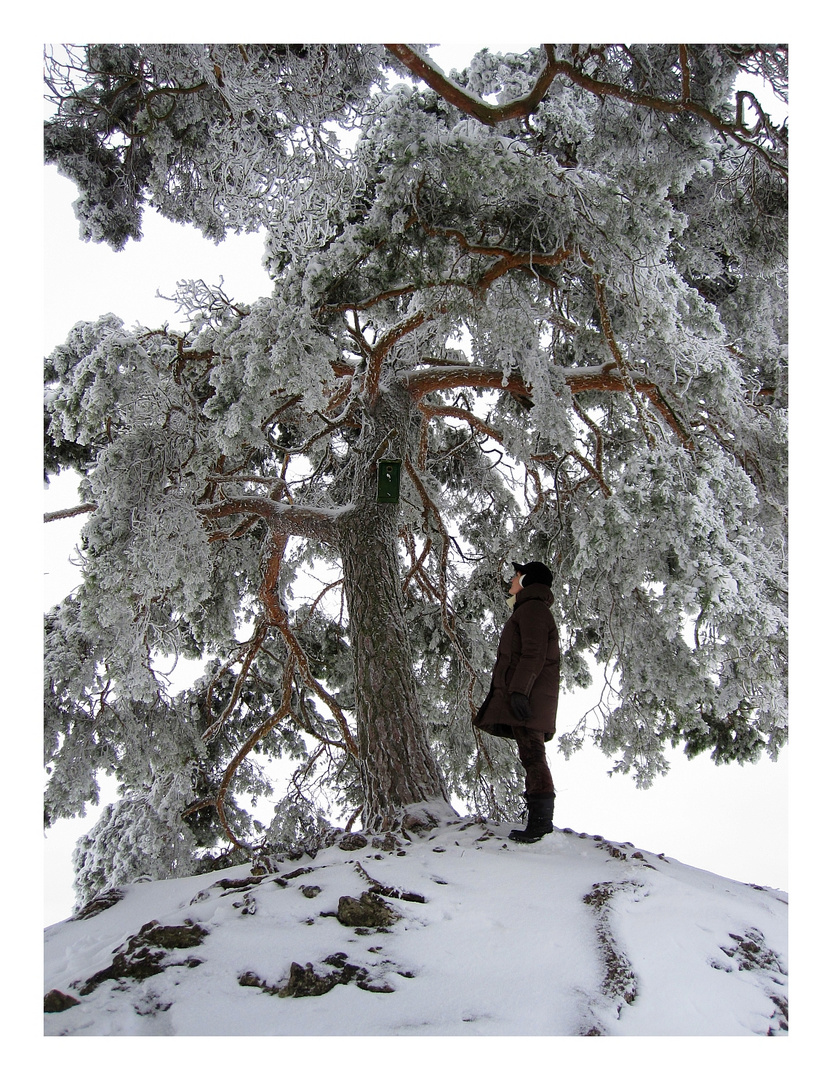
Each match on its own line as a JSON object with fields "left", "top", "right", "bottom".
{"left": 197, "top": 495, "right": 346, "bottom": 545}
{"left": 385, "top": 43, "right": 559, "bottom": 126}
{"left": 571, "top": 398, "right": 610, "bottom": 495}
{"left": 406, "top": 363, "right": 694, "bottom": 447}
{"left": 402, "top": 530, "right": 433, "bottom": 594}
{"left": 418, "top": 403, "right": 503, "bottom": 443}
{"left": 534, "top": 449, "right": 611, "bottom": 499}
{"left": 387, "top": 43, "right": 787, "bottom": 178}
{"left": 406, "top": 362, "right": 605, "bottom": 398}
{"left": 365, "top": 307, "right": 440, "bottom": 405}
{"left": 198, "top": 529, "right": 357, "bottom": 846}
{"left": 411, "top": 203, "right": 573, "bottom": 294}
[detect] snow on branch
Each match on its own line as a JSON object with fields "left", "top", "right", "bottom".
{"left": 406, "top": 362, "right": 694, "bottom": 449}
{"left": 197, "top": 495, "right": 348, "bottom": 545}
{"left": 385, "top": 44, "right": 559, "bottom": 127}
{"left": 387, "top": 43, "right": 787, "bottom": 179}
{"left": 44, "top": 502, "right": 97, "bottom": 523}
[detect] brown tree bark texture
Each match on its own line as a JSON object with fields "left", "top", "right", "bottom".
{"left": 340, "top": 506, "right": 450, "bottom": 830}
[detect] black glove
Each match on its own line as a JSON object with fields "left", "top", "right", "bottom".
{"left": 509, "top": 692, "right": 531, "bottom": 722}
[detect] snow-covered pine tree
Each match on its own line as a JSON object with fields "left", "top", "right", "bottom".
{"left": 44, "top": 44, "right": 787, "bottom": 900}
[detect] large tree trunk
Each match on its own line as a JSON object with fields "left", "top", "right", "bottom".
{"left": 339, "top": 509, "right": 451, "bottom": 830}
{"left": 337, "top": 381, "right": 453, "bottom": 830}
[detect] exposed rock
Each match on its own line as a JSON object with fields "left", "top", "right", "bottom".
{"left": 233, "top": 894, "right": 257, "bottom": 915}
{"left": 323, "top": 951, "right": 351, "bottom": 966}
{"left": 240, "top": 952, "right": 399, "bottom": 998}
{"left": 250, "top": 855, "right": 281, "bottom": 876}
{"left": 132, "top": 987, "right": 172, "bottom": 1017}
{"left": 714, "top": 926, "right": 788, "bottom": 1034}
{"left": 213, "top": 876, "right": 265, "bottom": 892}
{"left": 281, "top": 961, "right": 347, "bottom": 997}
{"left": 44, "top": 989, "right": 80, "bottom": 1013}
{"left": 336, "top": 891, "right": 400, "bottom": 927}
{"left": 238, "top": 971, "right": 280, "bottom": 994}
{"left": 74, "top": 920, "right": 209, "bottom": 996}
{"left": 353, "top": 860, "right": 426, "bottom": 904}
{"left": 355, "top": 976, "right": 395, "bottom": 993}
{"left": 720, "top": 927, "right": 786, "bottom": 975}
{"left": 70, "top": 888, "right": 124, "bottom": 921}
{"left": 582, "top": 882, "right": 641, "bottom": 1012}
{"left": 595, "top": 840, "right": 629, "bottom": 861}
{"left": 401, "top": 805, "right": 446, "bottom": 834}
{"left": 768, "top": 993, "right": 789, "bottom": 1034}
{"left": 594, "top": 839, "right": 653, "bottom": 867}
{"left": 338, "top": 833, "right": 369, "bottom": 851}
{"left": 284, "top": 845, "right": 319, "bottom": 861}
{"left": 130, "top": 921, "right": 209, "bottom": 951}
{"left": 321, "top": 951, "right": 394, "bottom": 990}
{"left": 371, "top": 832, "right": 400, "bottom": 851}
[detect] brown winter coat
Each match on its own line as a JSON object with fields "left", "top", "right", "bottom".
{"left": 474, "top": 583, "right": 560, "bottom": 742}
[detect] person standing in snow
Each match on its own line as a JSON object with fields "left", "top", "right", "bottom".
{"left": 474, "top": 560, "right": 560, "bottom": 843}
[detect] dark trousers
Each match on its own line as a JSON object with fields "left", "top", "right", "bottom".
{"left": 511, "top": 726, "right": 555, "bottom": 795}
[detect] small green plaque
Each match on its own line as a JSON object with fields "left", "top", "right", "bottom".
{"left": 377, "top": 459, "right": 402, "bottom": 503}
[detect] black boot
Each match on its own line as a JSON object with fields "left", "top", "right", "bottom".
{"left": 509, "top": 793, "right": 555, "bottom": 843}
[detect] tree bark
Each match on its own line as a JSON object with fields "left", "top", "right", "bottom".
{"left": 336, "top": 381, "right": 452, "bottom": 830}
{"left": 339, "top": 506, "right": 451, "bottom": 830}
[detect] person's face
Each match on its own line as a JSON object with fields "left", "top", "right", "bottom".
{"left": 509, "top": 571, "right": 524, "bottom": 596}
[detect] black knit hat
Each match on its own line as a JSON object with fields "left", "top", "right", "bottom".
{"left": 512, "top": 560, "right": 553, "bottom": 589}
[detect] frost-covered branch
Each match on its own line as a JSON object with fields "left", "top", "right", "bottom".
{"left": 44, "top": 502, "right": 97, "bottom": 523}
{"left": 403, "top": 457, "right": 484, "bottom": 712}
{"left": 385, "top": 44, "right": 559, "bottom": 127}
{"left": 406, "top": 364, "right": 696, "bottom": 446}
{"left": 388, "top": 43, "right": 787, "bottom": 178}
{"left": 418, "top": 403, "right": 502, "bottom": 444}
{"left": 364, "top": 309, "right": 436, "bottom": 405}
{"left": 409, "top": 193, "right": 574, "bottom": 292}
{"left": 592, "top": 273, "right": 656, "bottom": 448}
{"left": 259, "top": 532, "right": 358, "bottom": 757}
{"left": 197, "top": 495, "right": 347, "bottom": 545}
{"left": 201, "top": 620, "right": 270, "bottom": 744}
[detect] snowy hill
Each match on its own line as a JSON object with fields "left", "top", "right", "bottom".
{"left": 43, "top": 812, "right": 787, "bottom": 1038}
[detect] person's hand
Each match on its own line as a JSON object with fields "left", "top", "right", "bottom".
{"left": 510, "top": 692, "right": 531, "bottom": 721}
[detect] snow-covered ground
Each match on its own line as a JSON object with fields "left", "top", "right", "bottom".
{"left": 44, "top": 810, "right": 787, "bottom": 1039}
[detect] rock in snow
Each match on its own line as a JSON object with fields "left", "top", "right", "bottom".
{"left": 43, "top": 817, "right": 787, "bottom": 1037}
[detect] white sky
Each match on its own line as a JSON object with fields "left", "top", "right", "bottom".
{"left": 41, "top": 37, "right": 794, "bottom": 922}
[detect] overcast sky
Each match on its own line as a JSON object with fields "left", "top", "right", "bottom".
{"left": 42, "top": 42, "right": 796, "bottom": 926}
